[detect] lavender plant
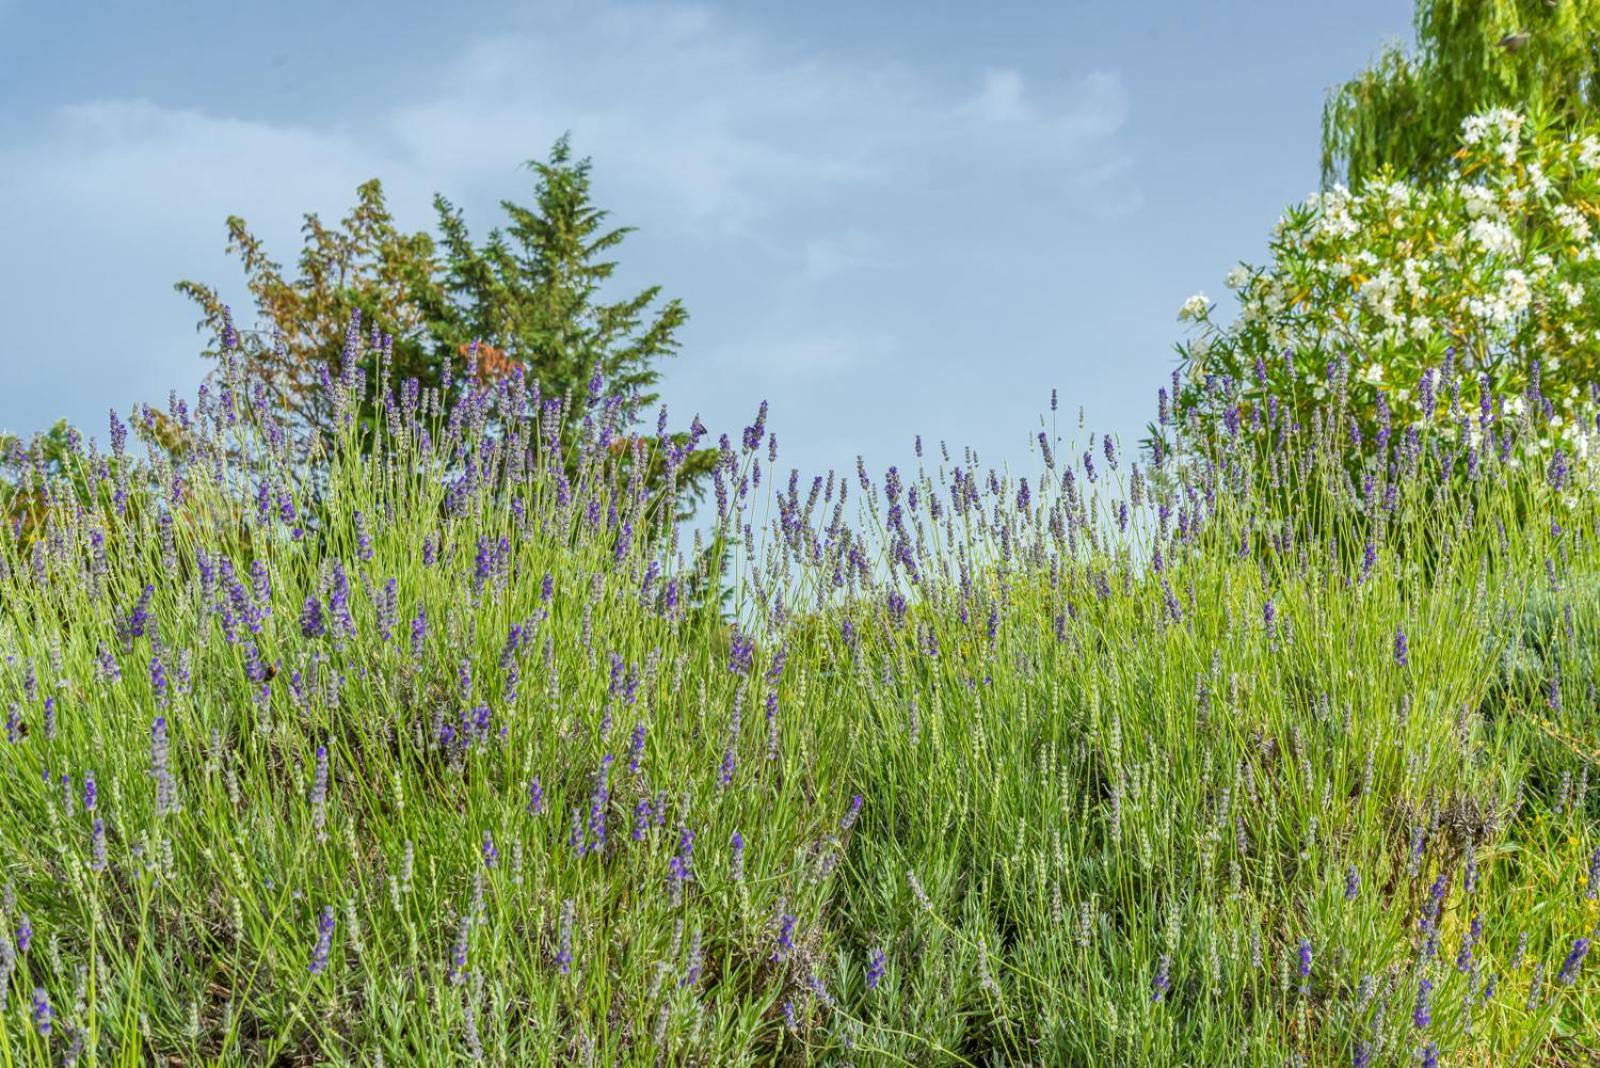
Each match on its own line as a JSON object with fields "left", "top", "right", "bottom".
{"left": 0, "top": 309, "right": 1595, "bottom": 1065}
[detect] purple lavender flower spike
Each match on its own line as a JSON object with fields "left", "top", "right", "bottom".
{"left": 309, "top": 905, "right": 335, "bottom": 974}
{"left": 1412, "top": 976, "right": 1432, "bottom": 1029}
{"left": 30, "top": 987, "right": 49, "bottom": 1037}
{"left": 866, "top": 948, "right": 886, "bottom": 991}
{"left": 1558, "top": 938, "right": 1590, "bottom": 985}
{"left": 1152, "top": 954, "right": 1172, "bottom": 1002}
{"left": 841, "top": 794, "right": 864, "bottom": 831}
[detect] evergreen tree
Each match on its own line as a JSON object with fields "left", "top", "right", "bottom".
{"left": 176, "top": 137, "right": 715, "bottom": 514}
{"left": 429, "top": 134, "right": 685, "bottom": 420}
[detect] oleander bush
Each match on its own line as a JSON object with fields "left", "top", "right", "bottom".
{"left": 1173, "top": 108, "right": 1600, "bottom": 470}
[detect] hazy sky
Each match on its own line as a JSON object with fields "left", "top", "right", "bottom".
{"left": 0, "top": 0, "right": 1411, "bottom": 484}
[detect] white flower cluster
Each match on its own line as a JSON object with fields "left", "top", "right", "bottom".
{"left": 1580, "top": 136, "right": 1600, "bottom": 171}
{"left": 1177, "top": 293, "right": 1211, "bottom": 322}
{"left": 1177, "top": 107, "right": 1600, "bottom": 457}
{"left": 1468, "top": 217, "right": 1518, "bottom": 256}
{"left": 1460, "top": 108, "right": 1524, "bottom": 166}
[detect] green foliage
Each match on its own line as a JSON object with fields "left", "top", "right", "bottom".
{"left": 1174, "top": 108, "right": 1600, "bottom": 474}
{"left": 430, "top": 135, "right": 687, "bottom": 418}
{"left": 0, "top": 346, "right": 1598, "bottom": 1063}
{"left": 1321, "top": 0, "right": 1600, "bottom": 188}
{"left": 0, "top": 421, "right": 84, "bottom": 542}
{"left": 175, "top": 137, "right": 715, "bottom": 515}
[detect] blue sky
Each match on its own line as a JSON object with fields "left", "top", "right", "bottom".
{"left": 0, "top": 0, "right": 1410, "bottom": 484}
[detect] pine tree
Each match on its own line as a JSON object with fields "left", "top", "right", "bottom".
{"left": 429, "top": 134, "right": 686, "bottom": 419}
{"left": 176, "top": 137, "right": 715, "bottom": 512}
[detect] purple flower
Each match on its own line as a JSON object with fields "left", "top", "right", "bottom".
{"left": 125, "top": 584, "right": 154, "bottom": 640}
{"left": 151, "top": 717, "right": 178, "bottom": 817}
{"left": 1152, "top": 954, "right": 1172, "bottom": 1002}
{"left": 1351, "top": 1040, "right": 1371, "bottom": 1068}
{"left": 300, "top": 596, "right": 325, "bottom": 639}
{"left": 666, "top": 825, "right": 696, "bottom": 904}
{"left": 30, "top": 987, "right": 49, "bottom": 1037}
{"left": 1586, "top": 847, "right": 1600, "bottom": 900}
{"left": 473, "top": 536, "right": 494, "bottom": 592}
{"left": 410, "top": 606, "right": 427, "bottom": 660}
{"left": 1420, "top": 1041, "right": 1438, "bottom": 1068}
{"left": 527, "top": 776, "right": 545, "bottom": 816}
{"left": 772, "top": 913, "right": 798, "bottom": 963}
{"left": 627, "top": 724, "right": 647, "bottom": 774}
{"left": 866, "top": 948, "right": 886, "bottom": 991}
{"left": 353, "top": 510, "right": 373, "bottom": 561}
{"left": 83, "top": 771, "right": 97, "bottom": 812}
{"left": 1549, "top": 449, "right": 1570, "bottom": 491}
{"left": 149, "top": 656, "right": 168, "bottom": 709}
{"left": 1394, "top": 626, "right": 1408, "bottom": 667}
{"left": 310, "top": 744, "right": 329, "bottom": 839}
{"left": 583, "top": 755, "right": 615, "bottom": 855}
{"left": 450, "top": 913, "right": 470, "bottom": 985}
{"left": 1297, "top": 938, "right": 1312, "bottom": 979}
{"left": 97, "top": 643, "right": 120, "bottom": 683}
{"left": 109, "top": 408, "right": 128, "bottom": 456}
{"left": 328, "top": 563, "right": 354, "bottom": 639}
{"left": 309, "top": 905, "right": 335, "bottom": 974}
{"left": 90, "top": 817, "right": 107, "bottom": 872}
{"left": 742, "top": 400, "right": 769, "bottom": 452}
{"left": 1413, "top": 976, "right": 1432, "bottom": 1029}
{"left": 841, "top": 794, "right": 864, "bottom": 831}
{"left": 482, "top": 830, "right": 499, "bottom": 868}
{"left": 1420, "top": 873, "right": 1448, "bottom": 933}
{"left": 1457, "top": 914, "right": 1482, "bottom": 973}
{"left": 728, "top": 628, "right": 754, "bottom": 676}
{"left": 1558, "top": 937, "right": 1590, "bottom": 985}
{"left": 376, "top": 577, "right": 398, "bottom": 643}
{"left": 555, "top": 899, "right": 574, "bottom": 975}
{"left": 730, "top": 830, "right": 745, "bottom": 883}
{"left": 17, "top": 913, "right": 31, "bottom": 954}
{"left": 1344, "top": 866, "right": 1360, "bottom": 900}
{"left": 632, "top": 799, "right": 651, "bottom": 842}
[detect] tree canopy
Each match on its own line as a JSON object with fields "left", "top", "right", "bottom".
{"left": 175, "top": 136, "right": 715, "bottom": 513}
{"left": 1321, "top": 0, "right": 1600, "bottom": 188}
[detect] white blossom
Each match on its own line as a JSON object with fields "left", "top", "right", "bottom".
{"left": 1468, "top": 217, "right": 1518, "bottom": 256}
{"left": 1178, "top": 293, "right": 1211, "bottom": 322}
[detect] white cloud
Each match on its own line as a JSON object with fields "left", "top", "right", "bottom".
{"left": 0, "top": 1, "right": 1135, "bottom": 434}
{"left": 960, "top": 69, "right": 1032, "bottom": 126}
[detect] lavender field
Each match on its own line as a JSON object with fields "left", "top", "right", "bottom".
{"left": 8, "top": 0, "right": 1600, "bottom": 1061}
{"left": 0, "top": 322, "right": 1596, "bottom": 1065}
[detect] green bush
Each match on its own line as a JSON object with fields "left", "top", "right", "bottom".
{"left": 1176, "top": 108, "right": 1600, "bottom": 466}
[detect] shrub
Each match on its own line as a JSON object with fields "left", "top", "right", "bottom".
{"left": 1174, "top": 108, "right": 1600, "bottom": 468}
